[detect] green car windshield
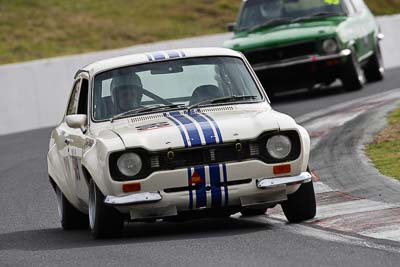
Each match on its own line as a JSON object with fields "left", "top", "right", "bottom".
{"left": 92, "top": 56, "right": 264, "bottom": 121}
{"left": 237, "top": 0, "right": 346, "bottom": 31}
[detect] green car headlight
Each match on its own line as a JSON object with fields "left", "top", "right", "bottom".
{"left": 266, "top": 135, "right": 292, "bottom": 159}
{"left": 117, "top": 153, "right": 142, "bottom": 177}
{"left": 322, "top": 39, "right": 338, "bottom": 54}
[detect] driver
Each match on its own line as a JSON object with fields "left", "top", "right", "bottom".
{"left": 111, "top": 73, "right": 144, "bottom": 114}
{"left": 259, "top": 0, "right": 284, "bottom": 19}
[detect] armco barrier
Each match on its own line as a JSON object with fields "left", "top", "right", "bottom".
{"left": 0, "top": 33, "right": 230, "bottom": 136}
{"left": 1, "top": 15, "right": 399, "bottom": 136}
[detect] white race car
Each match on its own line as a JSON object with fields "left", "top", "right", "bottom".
{"left": 47, "top": 47, "right": 316, "bottom": 238}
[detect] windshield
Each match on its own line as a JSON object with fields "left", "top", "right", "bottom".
{"left": 92, "top": 56, "right": 263, "bottom": 121}
{"left": 237, "top": 0, "right": 346, "bottom": 31}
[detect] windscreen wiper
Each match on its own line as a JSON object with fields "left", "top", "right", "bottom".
{"left": 291, "top": 12, "right": 344, "bottom": 22}
{"left": 188, "top": 95, "right": 259, "bottom": 111}
{"left": 111, "top": 104, "right": 183, "bottom": 122}
{"left": 246, "top": 18, "right": 292, "bottom": 33}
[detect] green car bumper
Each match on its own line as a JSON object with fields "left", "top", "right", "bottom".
{"left": 251, "top": 49, "right": 352, "bottom": 92}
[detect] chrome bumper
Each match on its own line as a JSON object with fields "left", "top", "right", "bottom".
{"left": 257, "top": 172, "right": 312, "bottom": 189}
{"left": 104, "top": 192, "right": 162, "bottom": 205}
{"left": 252, "top": 49, "right": 351, "bottom": 71}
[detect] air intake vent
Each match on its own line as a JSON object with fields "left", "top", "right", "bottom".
{"left": 130, "top": 114, "right": 164, "bottom": 123}
{"left": 150, "top": 156, "right": 160, "bottom": 168}
{"left": 249, "top": 144, "right": 260, "bottom": 156}
{"left": 209, "top": 149, "right": 216, "bottom": 161}
{"left": 199, "top": 106, "right": 234, "bottom": 113}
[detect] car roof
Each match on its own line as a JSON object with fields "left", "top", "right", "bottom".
{"left": 77, "top": 47, "right": 244, "bottom": 78}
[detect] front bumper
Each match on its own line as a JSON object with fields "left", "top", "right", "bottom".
{"left": 257, "top": 172, "right": 312, "bottom": 188}
{"left": 251, "top": 49, "right": 352, "bottom": 91}
{"left": 103, "top": 172, "right": 312, "bottom": 219}
{"left": 252, "top": 49, "right": 351, "bottom": 72}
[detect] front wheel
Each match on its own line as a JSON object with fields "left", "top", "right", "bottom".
{"left": 281, "top": 181, "right": 316, "bottom": 223}
{"left": 364, "top": 44, "right": 385, "bottom": 82}
{"left": 89, "top": 180, "right": 124, "bottom": 238}
{"left": 341, "top": 51, "right": 365, "bottom": 91}
{"left": 56, "top": 186, "right": 88, "bottom": 230}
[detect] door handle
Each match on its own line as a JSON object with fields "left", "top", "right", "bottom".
{"left": 64, "top": 137, "right": 74, "bottom": 145}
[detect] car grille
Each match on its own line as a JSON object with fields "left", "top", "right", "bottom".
{"left": 243, "top": 41, "right": 318, "bottom": 66}
{"left": 109, "top": 130, "right": 301, "bottom": 181}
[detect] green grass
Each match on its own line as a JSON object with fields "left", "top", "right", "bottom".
{"left": 365, "top": 0, "right": 400, "bottom": 16}
{"left": 0, "top": 0, "right": 399, "bottom": 64}
{"left": 366, "top": 108, "right": 400, "bottom": 180}
{"left": 0, "top": 0, "right": 241, "bottom": 64}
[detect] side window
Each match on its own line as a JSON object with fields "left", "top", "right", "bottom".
{"left": 77, "top": 78, "right": 89, "bottom": 115}
{"left": 66, "top": 79, "right": 81, "bottom": 116}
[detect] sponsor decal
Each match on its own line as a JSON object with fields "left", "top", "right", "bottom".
{"left": 135, "top": 121, "right": 171, "bottom": 131}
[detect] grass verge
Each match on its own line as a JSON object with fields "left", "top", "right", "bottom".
{"left": 366, "top": 107, "right": 400, "bottom": 180}
{"left": 0, "top": 0, "right": 399, "bottom": 64}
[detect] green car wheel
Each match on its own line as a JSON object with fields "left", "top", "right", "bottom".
{"left": 341, "top": 51, "right": 365, "bottom": 91}
{"left": 364, "top": 44, "right": 385, "bottom": 82}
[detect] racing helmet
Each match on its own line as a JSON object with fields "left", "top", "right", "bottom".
{"left": 260, "top": 0, "right": 284, "bottom": 18}
{"left": 111, "top": 73, "right": 144, "bottom": 111}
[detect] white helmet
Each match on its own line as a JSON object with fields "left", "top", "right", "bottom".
{"left": 111, "top": 73, "right": 143, "bottom": 111}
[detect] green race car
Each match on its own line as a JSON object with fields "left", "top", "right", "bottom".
{"left": 224, "top": 0, "right": 384, "bottom": 94}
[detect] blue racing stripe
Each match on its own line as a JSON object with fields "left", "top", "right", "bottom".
{"left": 164, "top": 113, "right": 188, "bottom": 148}
{"left": 194, "top": 166, "right": 207, "bottom": 208}
{"left": 187, "top": 168, "right": 193, "bottom": 209}
{"left": 152, "top": 52, "right": 166, "bottom": 60}
{"left": 167, "top": 51, "right": 180, "bottom": 59}
{"left": 222, "top": 164, "right": 229, "bottom": 206}
{"left": 146, "top": 54, "right": 154, "bottom": 61}
{"left": 209, "top": 164, "right": 222, "bottom": 208}
{"left": 199, "top": 111, "right": 223, "bottom": 144}
{"left": 187, "top": 111, "right": 216, "bottom": 145}
{"left": 169, "top": 112, "right": 202, "bottom": 147}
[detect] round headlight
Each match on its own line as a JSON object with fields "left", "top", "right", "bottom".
{"left": 117, "top": 153, "right": 142, "bottom": 177}
{"left": 322, "top": 39, "right": 338, "bottom": 54}
{"left": 266, "top": 135, "right": 292, "bottom": 159}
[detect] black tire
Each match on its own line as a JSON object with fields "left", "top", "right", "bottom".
{"left": 364, "top": 44, "right": 385, "bottom": 82}
{"left": 240, "top": 208, "right": 267, "bottom": 217}
{"left": 341, "top": 50, "right": 365, "bottom": 91}
{"left": 89, "top": 180, "right": 124, "bottom": 238}
{"left": 281, "top": 181, "right": 316, "bottom": 223}
{"left": 56, "top": 186, "right": 88, "bottom": 230}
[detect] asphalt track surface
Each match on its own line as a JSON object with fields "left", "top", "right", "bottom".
{"left": 1, "top": 68, "right": 400, "bottom": 266}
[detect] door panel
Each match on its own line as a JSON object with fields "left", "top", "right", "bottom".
{"left": 65, "top": 77, "right": 90, "bottom": 205}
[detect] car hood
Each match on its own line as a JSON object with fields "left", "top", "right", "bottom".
{"left": 101, "top": 105, "right": 297, "bottom": 151}
{"left": 224, "top": 18, "right": 344, "bottom": 52}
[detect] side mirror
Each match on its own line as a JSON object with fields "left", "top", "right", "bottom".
{"left": 66, "top": 114, "right": 87, "bottom": 132}
{"left": 227, "top": 22, "right": 236, "bottom": 32}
